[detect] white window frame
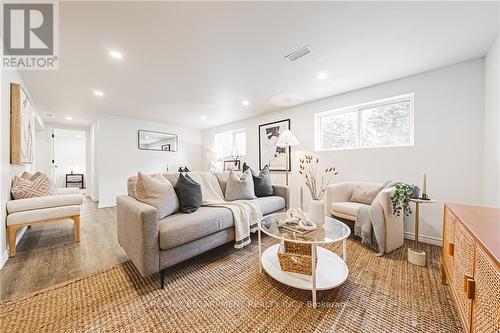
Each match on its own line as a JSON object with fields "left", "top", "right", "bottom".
{"left": 214, "top": 128, "right": 246, "bottom": 158}
{"left": 314, "top": 93, "right": 415, "bottom": 151}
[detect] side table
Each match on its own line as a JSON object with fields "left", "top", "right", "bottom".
{"left": 408, "top": 198, "right": 438, "bottom": 266}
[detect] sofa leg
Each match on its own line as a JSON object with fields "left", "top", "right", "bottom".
{"left": 8, "top": 225, "right": 19, "bottom": 257}
{"left": 71, "top": 215, "right": 80, "bottom": 242}
{"left": 160, "top": 269, "right": 166, "bottom": 289}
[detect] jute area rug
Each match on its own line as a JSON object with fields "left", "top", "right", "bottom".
{"left": 0, "top": 238, "right": 462, "bottom": 332}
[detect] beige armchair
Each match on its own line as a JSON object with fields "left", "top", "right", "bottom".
{"left": 6, "top": 188, "right": 83, "bottom": 257}
{"left": 325, "top": 181, "right": 404, "bottom": 253}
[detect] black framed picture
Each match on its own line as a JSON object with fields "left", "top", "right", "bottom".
{"left": 258, "top": 119, "right": 290, "bottom": 171}
{"left": 223, "top": 160, "right": 241, "bottom": 172}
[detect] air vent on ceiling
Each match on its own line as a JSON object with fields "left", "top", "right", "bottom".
{"left": 285, "top": 45, "right": 312, "bottom": 62}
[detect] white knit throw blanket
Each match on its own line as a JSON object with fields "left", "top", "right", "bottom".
{"left": 188, "top": 172, "right": 263, "bottom": 249}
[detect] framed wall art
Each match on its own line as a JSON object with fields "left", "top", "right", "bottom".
{"left": 10, "top": 83, "right": 34, "bottom": 164}
{"left": 258, "top": 119, "right": 290, "bottom": 171}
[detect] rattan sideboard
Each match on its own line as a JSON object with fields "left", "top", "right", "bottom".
{"left": 441, "top": 203, "right": 499, "bottom": 333}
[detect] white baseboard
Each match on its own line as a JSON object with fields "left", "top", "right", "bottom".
{"left": 404, "top": 232, "right": 442, "bottom": 246}
{"left": 98, "top": 201, "right": 116, "bottom": 209}
{"left": 0, "top": 226, "right": 28, "bottom": 270}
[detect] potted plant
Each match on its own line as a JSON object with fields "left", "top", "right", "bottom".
{"left": 299, "top": 154, "right": 339, "bottom": 225}
{"left": 391, "top": 183, "right": 419, "bottom": 217}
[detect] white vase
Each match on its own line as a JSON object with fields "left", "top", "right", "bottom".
{"left": 309, "top": 199, "right": 325, "bottom": 226}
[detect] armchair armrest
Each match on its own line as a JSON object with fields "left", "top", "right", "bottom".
{"left": 325, "top": 182, "right": 355, "bottom": 215}
{"left": 272, "top": 185, "right": 290, "bottom": 209}
{"left": 6, "top": 193, "right": 83, "bottom": 214}
{"left": 374, "top": 187, "right": 404, "bottom": 253}
{"left": 116, "top": 195, "right": 160, "bottom": 276}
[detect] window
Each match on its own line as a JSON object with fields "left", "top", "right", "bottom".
{"left": 214, "top": 128, "right": 246, "bottom": 158}
{"left": 315, "top": 94, "right": 414, "bottom": 151}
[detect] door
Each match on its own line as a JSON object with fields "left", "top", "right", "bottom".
{"left": 52, "top": 128, "right": 86, "bottom": 189}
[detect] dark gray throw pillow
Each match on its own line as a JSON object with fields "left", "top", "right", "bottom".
{"left": 253, "top": 165, "right": 274, "bottom": 197}
{"left": 242, "top": 163, "right": 273, "bottom": 197}
{"left": 174, "top": 173, "right": 202, "bottom": 213}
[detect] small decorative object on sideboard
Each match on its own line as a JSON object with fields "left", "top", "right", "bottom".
{"left": 299, "top": 153, "right": 339, "bottom": 226}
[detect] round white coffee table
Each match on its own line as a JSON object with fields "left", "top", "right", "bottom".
{"left": 258, "top": 213, "right": 351, "bottom": 308}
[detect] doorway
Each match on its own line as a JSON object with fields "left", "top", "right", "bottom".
{"left": 51, "top": 128, "right": 87, "bottom": 191}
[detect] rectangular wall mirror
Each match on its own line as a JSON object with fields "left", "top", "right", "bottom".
{"left": 138, "top": 130, "right": 178, "bottom": 152}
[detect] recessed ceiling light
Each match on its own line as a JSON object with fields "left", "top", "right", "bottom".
{"left": 200, "top": 115, "right": 207, "bottom": 120}
{"left": 145, "top": 135, "right": 150, "bottom": 139}
{"left": 93, "top": 90, "right": 104, "bottom": 97}
{"left": 76, "top": 135, "right": 81, "bottom": 138}
{"left": 65, "top": 116, "right": 73, "bottom": 120}
{"left": 242, "top": 100, "right": 250, "bottom": 106}
{"left": 46, "top": 113, "right": 56, "bottom": 119}
{"left": 109, "top": 50, "right": 123, "bottom": 59}
{"left": 317, "top": 71, "right": 328, "bottom": 80}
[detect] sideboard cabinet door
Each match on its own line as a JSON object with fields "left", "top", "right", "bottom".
{"left": 472, "top": 246, "right": 500, "bottom": 333}
{"left": 453, "top": 222, "right": 475, "bottom": 331}
{"left": 443, "top": 209, "right": 456, "bottom": 270}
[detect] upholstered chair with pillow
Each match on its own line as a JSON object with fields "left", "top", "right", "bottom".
{"left": 7, "top": 172, "right": 83, "bottom": 257}
{"left": 324, "top": 181, "right": 404, "bottom": 253}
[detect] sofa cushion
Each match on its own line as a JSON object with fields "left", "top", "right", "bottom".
{"left": 243, "top": 164, "right": 274, "bottom": 198}
{"left": 252, "top": 166, "right": 274, "bottom": 197}
{"left": 159, "top": 207, "right": 234, "bottom": 250}
{"left": 331, "top": 201, "right": 368, "bottom": 218}
{"left": 174, "top": 173, "right": 202, "bottom": 213}
{"left": 11, "top": 172, "right": 56, "bottom": 200}
{"left": 253, "top": 196, "right": 286, "bottom": 215}
{"left": 225, "top": 170, "right": 256, "bottom": 201}
{"left": 350, "top": 183, "right": 385, "bottom": 205}
{"left": 135, "top": 172, "right": 179, "bottom": 219}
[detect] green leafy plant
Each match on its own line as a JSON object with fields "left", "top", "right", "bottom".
{"left": 391, "top": 183, "right": 419, "bottom": 217}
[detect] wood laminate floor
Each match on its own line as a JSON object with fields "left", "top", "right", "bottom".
{"left": 0, "top": 198, "right": 128, "bottom": 300}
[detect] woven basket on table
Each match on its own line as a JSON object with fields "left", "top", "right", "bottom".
{"left": 277, "top": 241, "right": 317, "bottom": 276}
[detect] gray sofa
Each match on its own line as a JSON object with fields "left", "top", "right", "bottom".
{"left": 116, "top": 172, "right": 289, "bottom": 288}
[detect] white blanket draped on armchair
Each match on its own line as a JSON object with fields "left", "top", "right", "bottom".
{"left": 326, "top": 181, "right": 404, "bottom": 255}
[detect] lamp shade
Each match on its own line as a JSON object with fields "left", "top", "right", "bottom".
{"left": 275, "top": 130, "right": 300, "bottom": 147}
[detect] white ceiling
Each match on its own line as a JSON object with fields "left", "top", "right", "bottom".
{"left": 19, "top": 1, "right": 499, "bottom": 129}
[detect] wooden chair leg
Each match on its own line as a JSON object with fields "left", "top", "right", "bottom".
{"left": 72, "top": 215, "right": 80, "bottom": 242}
{"left": 8, "top": 225, "right": 19, "bottom": 257}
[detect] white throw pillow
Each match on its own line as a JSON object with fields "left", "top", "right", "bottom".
{"left": 135, "top": 172, "right": 179, "bottom": 218}
{"left": 350, "top": 183, "right": 386, "bottom": 205}
{"left": 225, "top": 169, "right": 257, "bottom": 201}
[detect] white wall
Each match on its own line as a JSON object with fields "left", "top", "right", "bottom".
{"left": 89, "top": 121, "right": 98, "bottom": 201}
{"left": 95, "top": 114, "right": 202, "bottom": 207}
{"left": 202, "top": 59, "right": 485, "bottom": 244}
{"left": 0, "top": 68, "right": 41, "bottom": 268}
{"left": 34, "top": 128, "right": 52, "bottom": 177}
{"left": 483, "top": 35, "right": 500, "bottom": 208}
